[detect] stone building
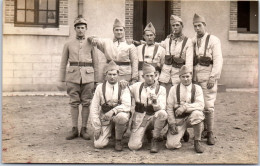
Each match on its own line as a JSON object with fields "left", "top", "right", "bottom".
{"left": 3, "top": 0, "right": 258, "bottom": 91}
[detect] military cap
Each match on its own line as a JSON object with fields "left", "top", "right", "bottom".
{"left": 170, "top": 15, "right": 183, "bottom": 25}
{"left": 144, "top": 22, "right": 156, "bottom": 34}
{"left": 113, "top": 18, "right": 125, "bottom": 29}
{"left": 179, "top": 65, "right": 192, "bottom": 76}
{"left": 193, "top": 13, "right": 206, "bottom": 24}
{"left": 105, "top": 60, "right": 119, "bottom": 73}
{"left": 74, "top": 16, "right": 87, "bottom": 27}
{"left": 143, "top": 63, "right": 156, "bottom": 75}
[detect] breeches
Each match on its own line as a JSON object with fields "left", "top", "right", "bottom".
{"left": 128, "top": 110, "right": 167, "bottom": 150}
{"left": 94, "top": 112, "right": 130, "bottom": 148}
{"left": 198, "top": 81, "right": 218, "bottom": 112}
{"left": 166, "top": 110, "right": 204, "bottom": 149}
{"left": 66, "top": 82, "right": 94, "bottom": 108}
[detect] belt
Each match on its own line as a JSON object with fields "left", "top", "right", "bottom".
{"left": 70, "top": 62, "right": 93, "bottom": 66}
{"left": 107, "top": 60, "right": 130, "bottom": 66}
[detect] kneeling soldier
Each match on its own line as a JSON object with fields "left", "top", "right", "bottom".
{"left": 90, "top": 61, "right": 131, "bottom": 151}
{"left": 125, "top": 63, "right": 167, "bottom": 153}
{"left": 166, "top": 65, "right": 205, "bottom": 153}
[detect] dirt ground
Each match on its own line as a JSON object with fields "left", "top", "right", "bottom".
{"left": 2, "top": 91, "right": 258, "bottom": 164}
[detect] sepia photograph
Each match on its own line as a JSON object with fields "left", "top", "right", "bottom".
{"left": 2, "top": 0, "right": 258, "bottom": 164}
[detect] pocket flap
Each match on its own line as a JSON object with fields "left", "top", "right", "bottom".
{"left": 86, "top": 67, "right": 94, "bottom": 73}
{"left": 68, "top": 68, "right": 75, "bottom": 73}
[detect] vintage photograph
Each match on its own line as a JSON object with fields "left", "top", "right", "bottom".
{"left": 2, "top": 0, "right": 258, "bottom": 164}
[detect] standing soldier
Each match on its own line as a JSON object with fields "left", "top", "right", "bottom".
{"left": 166, "top": 65, "right": 205, "bottom": 153}
{"left": 124, "top": 63, "right": 167, "bottom": 153}
{"left": 192, "top": 13, "right": 223, "bottom": 145}
{"left": 88, "top": 18, "right": 138, "bottom": 83}
{"left": 158, "top": 15, "right": 193, "bottom": 91}
{"left": 136, "top": 22, "right": 165, "bottom": 81}
{"left": 90, "top": 61, "right": 131, "bottom": 151}
{"left": 58, "top": 16, "right": 98, "bottom": 140}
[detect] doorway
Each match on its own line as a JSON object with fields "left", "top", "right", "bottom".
{"left": 133, "top": 0, "right": 171, "bottom": 42}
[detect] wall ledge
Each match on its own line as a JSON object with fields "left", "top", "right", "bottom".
{"left": 3, "top": 23, "right": 70, "bottom": 36}
{"left": 229, "top": 31, "right": 258, "bottom": 41}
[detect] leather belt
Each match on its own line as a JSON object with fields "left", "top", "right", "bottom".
{"left": 70, "top": 62, "right": 93, "bottom": 66}
{"left": 107, "top": 60, "right": 130, "bottom": 66}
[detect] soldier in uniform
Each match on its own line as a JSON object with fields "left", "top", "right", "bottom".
{"left": 121, "top": 63, "right": 167, "bottom": 153}
{"left": 58, "top": 16, "right": 98, "bottom": 140}
{"left": 192, "top": 13, "right": 223, "bottom": 145}
{"left": 136, "top": 22, "right": 165, "bottom": 82}
{"left": 166, "top": 65, "right": 205, "bottom": 153}
{"left": 158, "top": 15, "right": 193, "bottom": 91}
{"left": 90, "top": 61, "right": 131, "bottom": 151}
{"left": 88, "top": 18, "right": 138, "bottom": 83}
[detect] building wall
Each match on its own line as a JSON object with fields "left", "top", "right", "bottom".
{"left": 181, "top": 1, "right": 258, "bottom": 88}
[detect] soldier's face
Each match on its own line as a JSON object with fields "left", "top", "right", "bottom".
{"left": 180, "top": 73, "right": 192, "bottom": 86}
{"left": 113, "top": 27, "right": 125, "bottom": 39}
{"left": 75, "top": 24, "right": 87, "bottom": 37}
{"left": 193, "top": 22, "right": 206, "bottom": 36}
{"left": 143, "top": 31, "right": 155, "bottom": 45}
{"left": 106, "top": 70, "right": 119, "bottom": 84}
{"left": 171, "top": 22, "right": 183, "bottom": 35}
{"left": 143, "top": 72, "right": 156, "bottom": 85}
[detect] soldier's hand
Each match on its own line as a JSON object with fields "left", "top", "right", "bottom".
{"left": 169, "top": 123, "right": 178, "bottom": 135}
{"left": 140, "top": 40, "right": 146, "bottom": 45}
{"left": 130, "top": 79, "right": 138, "bottom": 85}
{"left": 175, "top": 106, "right": 185, "bottom": 117}
{"left": 57, "top": 81, "right": 66, "bottom": 91}
{"left": 119, "top": 80, "right": 129, "bottom": 89}
{"left": 94, "top": 128, "right": 103, "bottom": 140}
{"left": 207, "top": 77, "right": 215, "bottom": 89}
{"left": 132, "top": 40, "right": 142, "bottom": 47}
{"left": 103, "top": 110, "right": 114, "bottom": 121}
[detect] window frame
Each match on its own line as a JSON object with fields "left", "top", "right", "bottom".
{"left": 14, "top": 0, "right": 59, "bottom": 28}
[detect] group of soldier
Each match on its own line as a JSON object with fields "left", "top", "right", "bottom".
{"left": 58, "top": 13, "right": 223, "bottom": 154}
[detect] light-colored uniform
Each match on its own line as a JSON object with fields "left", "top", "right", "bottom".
{"left": 90, "top": 81, "right": 131, "bottom": 148}
{"left": 128, "top": 82, "right": 167, "bottom": 150}
{"left": 136, "top": 44, "right": 165, "bottom": 81}
{"left": 192, "top": 32, "right": 223, "bottom": 114}
{"left": 159, "top": 35, "right": 193, "bottom": 85}
{"left": 166, "top": 83, "right": 205, "bottom": 149}
{"left": 59, "top": 37, "right": 98, "bottom": 107}
{"left": 94, "top": 38, "right": 138, "bottom": 82}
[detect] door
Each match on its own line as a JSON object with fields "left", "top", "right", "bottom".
{"left": 133, "top": 0, "right": 171, "bottom": 42}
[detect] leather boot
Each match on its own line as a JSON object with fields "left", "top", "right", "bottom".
{"left": 194, "top": 140, "right": 204, "bottom": 153}
{"left": 66, "top": 127, "right": 78, "bottom": 140}
{"left": 150, "top": 138, "right": 159, "bottom": 153}
{"left": 80, "top": 127, "right": 91, "bottom": 140}
{"left": 115, "top": 139, "right": 123, "bottom": 151}
{"left": 183, "top": 130, "right": 190, "bottom": 142}
{"left": 207, "top": 131, "right": 215, "bottom": 145}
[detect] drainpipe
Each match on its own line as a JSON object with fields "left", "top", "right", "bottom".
{"left": 78, "top": 0, "right": 84, "bottom": 17}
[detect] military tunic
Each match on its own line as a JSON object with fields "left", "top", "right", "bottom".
{"left": 90, "top": 81, "right": 131, "bottom": 148}
{"left": 136, "top": 44, "right": 165, "bottom": 81}
{"left": 128, "top": 81, "right": 167, "bottom": 150}
{"left": 166, "top": 83, "right": 205, "bottom": 149}
{"left": 159, "top": 35, "right": 193, "bottom": 85}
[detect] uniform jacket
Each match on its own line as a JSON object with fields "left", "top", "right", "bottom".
{"left": 129, "top": 81, "right": 166, "bottom": 132}
{"left": 167, "top": 83, "right": 204, "bottom": 125}
{"left": 90, "top": 82, "right": 131, "bottom": 131}
{"left": 95, "top": 38, "right": 139, "bottom": 80}
{"left": 192, "top": 32, "right": 223, "bottom": 82}
{"left": 59, "top": 38, "right": 99, "bottom": 84}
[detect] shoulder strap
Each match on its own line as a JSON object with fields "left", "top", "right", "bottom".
{"left": 169, "top": 38, "right": 172, "bottom": 56}
{"left": 179, "top": 37, "right": 188, "bottom": 57}
{"left": 142, "top": 44, "right": 146, "bottom": 62}
{"left": 102, "top": 82, "right": 107, "bottom": 104}
{"left": 155, "top": 83, "right": 160, "bottom": 95}
{"left": 152, "top": 44, "right": 159, "bottom": 61}
{"left": 176, "top": 83, "right": 181, "bottom": 105}
{"left": 139, "top": 83, "right": 144, "bottom": 102}
{"left": 203, "top": 34, "right": 210, "bottom": 57}
{"left": 191, "top": 84, "right": 196, "bottom": 103}
{"left": 118, "top": 83, "right": 122, "bottom": 104}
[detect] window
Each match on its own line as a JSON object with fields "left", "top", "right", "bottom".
{"left": 237, "top": 1, "right": 258, "bottom": 33}
{"left": 15, "top": 0, "right": 59, "bottom": 27}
